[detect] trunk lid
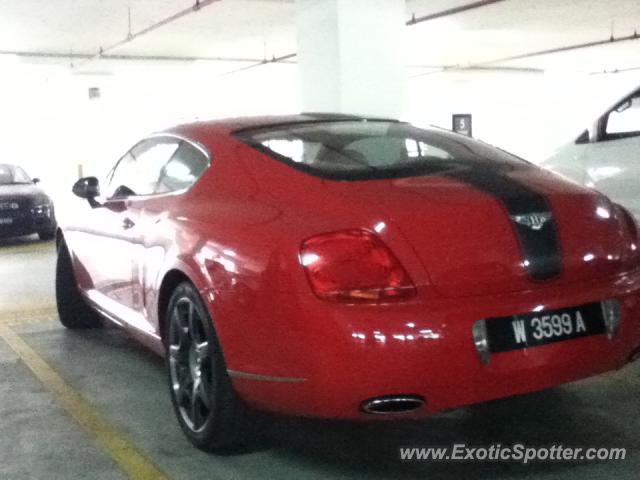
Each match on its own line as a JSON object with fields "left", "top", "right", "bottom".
{"left": 324, "top": 165, "right": 632, "bottom": 298}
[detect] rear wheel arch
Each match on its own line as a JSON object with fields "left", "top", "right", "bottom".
{"left": 158, "top": 269, "right": 193, "bottom": 344}
{"left": 158, "top": 271, "right": 234, "bottom": 384}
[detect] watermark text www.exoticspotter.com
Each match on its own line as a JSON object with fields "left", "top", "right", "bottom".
{"left": 399, "top": 444, "right": 626, "bottom": 464}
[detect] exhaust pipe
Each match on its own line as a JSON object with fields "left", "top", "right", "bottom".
{"left": 361, "top": 395, "right": 425, "bottom": 415}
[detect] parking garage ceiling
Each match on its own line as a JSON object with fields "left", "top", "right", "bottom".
{"left": 0, "top": 0, "right": 639, "bottom": 74}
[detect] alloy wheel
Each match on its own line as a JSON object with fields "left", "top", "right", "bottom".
{"left": 168, "top": 297, "right": 213, "bottom": 433}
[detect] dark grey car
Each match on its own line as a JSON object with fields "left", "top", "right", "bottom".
{"left": 0, "top": 164, "right": 56, "bottom": 240}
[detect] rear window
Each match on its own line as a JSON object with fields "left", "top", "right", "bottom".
{"left": 235, "top": 121, "right": 527, "bottom": 181}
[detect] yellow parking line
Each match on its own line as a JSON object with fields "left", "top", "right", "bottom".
{"left": 0, "top": 324, "right": 170, "bottom": 480}
{"left": 0, "top": 241, "right": 54, "bottom": 255}
{"left": 0, "top": 305, "right": 58, "bottom": 325}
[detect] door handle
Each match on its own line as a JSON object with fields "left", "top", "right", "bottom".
{"left": 122, "top": 217, "right": 135, "bottom": 230}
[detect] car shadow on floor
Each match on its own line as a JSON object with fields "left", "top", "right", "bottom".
{"left": 56, "top": 326, "right": 637, "bottom": 480}
{"left": 263, "top": 388, "right": 628, "bottom": 479}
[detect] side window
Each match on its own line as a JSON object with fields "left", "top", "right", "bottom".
{"left": 106, "top": 152, "right": 134, "bottom": 197}
{"left": 13, "top": 167, "right": 31, "bottom": 183}
{"left": 603, "top": 92, "right": 640, "bottom": 141}
{"left": 0, "top": 165, "right": 11, "bottom": 184}
{"left": 344, "top": 137, "right": 405, "bottom": 167}
{"left": 345, "top": 137, "right": 453, "bottom": 168}
{"left": 404, "top": 139, "right": 453, "bottom": 160}
{"left": 107, "top": 138, "right": 179, "bottom": 197}
{"left": 156, "top": 142, "right": 208, "bottom": 193}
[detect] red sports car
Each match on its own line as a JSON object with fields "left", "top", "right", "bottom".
{"left": 57, "top": 114, "right": 640, "bottom": 452}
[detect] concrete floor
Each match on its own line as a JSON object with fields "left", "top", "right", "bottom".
{"left": 1, "top": 236, "right": 639, "bottom": 479}
{"left": 0, "top": 235, "right": 56, "bottom": 313}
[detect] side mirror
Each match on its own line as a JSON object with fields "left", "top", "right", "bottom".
{"left": 32, "top": 178, "right": 40, "bottom": 184}
{"left": 72, "top": 176, "right": 101, "bottom": 208}
{"left": 575, "top": 129, "right": 589, "bottom": 144}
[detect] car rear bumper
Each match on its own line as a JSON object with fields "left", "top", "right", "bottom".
{"left": 215, "top": 270, "right": 640, "bottom": 419}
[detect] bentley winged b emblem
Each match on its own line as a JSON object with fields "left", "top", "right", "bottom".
{"left": 511, "top": 212, "right": 552, "bottom": 231}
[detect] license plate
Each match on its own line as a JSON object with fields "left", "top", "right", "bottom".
{"left": 0, "top": 218, "right": 13, "bottom": 225}
{"left": 485, "top": 302, "right": 606, "bottom": 353}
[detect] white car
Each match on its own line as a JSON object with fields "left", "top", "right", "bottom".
{"left": 543, "top": 87, "right": 640, "bottom": 218}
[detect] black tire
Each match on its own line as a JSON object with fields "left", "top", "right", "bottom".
{"left": 38, "top": 207, "right": 57, "bottom": 241}
{"left": 165, "top": 282, "right": 250, "bottom": 452}
{"left": 55, "top": 241, "right": 102, "bottom": 329}
{"left": 38, "top": 230, "right": 55, "bottom": 241}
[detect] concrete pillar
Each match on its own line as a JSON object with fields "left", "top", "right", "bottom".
{"left": 295, "top": 0, "right": 406, "bottom": 118}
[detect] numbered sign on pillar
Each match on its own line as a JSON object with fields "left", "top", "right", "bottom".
{"left": 452, "top": 114, "right": 472, "bottom": 137}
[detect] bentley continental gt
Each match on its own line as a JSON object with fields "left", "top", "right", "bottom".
{"left": 56, "top": 114, "right": 640, "bottom": 452}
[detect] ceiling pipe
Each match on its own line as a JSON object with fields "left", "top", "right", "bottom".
{"left": 75, "top": 0, "right": 222, "bottom": 68}
{"left": 590, "top": 64, "right": 640, "bottom": 75}
{"left": 0, "top": 48, "right": 460, "bottom": 73}
{"left": 406, "top": 0, "right": 507, "bottom": 26}
{"left": 14, "top": 0, "right": 511, "bottom": 74}
{"left": 221, "top": 0, "right": 510, "bottom": 75}
{"left": 411, "top": 30, "right": 640, "bottom": 78}
{"left": 220, "top": 52, "right": 298, "bottom": 76}
{"left": 0, "top": 50, "right": 281, "bottom": 64}
{"left": 475, "top": 30, "right": 640, "bottom": 66}
{"left": 19, "top": 0, "right": 629, "bottom": 76}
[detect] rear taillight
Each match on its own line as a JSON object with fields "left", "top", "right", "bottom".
{"left": 300, "top": 229, "right": 416, "bottom": 303}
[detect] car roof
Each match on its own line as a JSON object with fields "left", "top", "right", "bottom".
{"left": 164, "top": 113, "right": 400, "bottom": 138}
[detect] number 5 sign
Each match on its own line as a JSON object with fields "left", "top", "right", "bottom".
{"left": 452, "top": 114, "right": 472, "bottom": 137}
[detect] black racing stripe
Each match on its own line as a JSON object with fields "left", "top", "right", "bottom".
{"left": 443, "top": 164, "right": 562, "bottom": 281}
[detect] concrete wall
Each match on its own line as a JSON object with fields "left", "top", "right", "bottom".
{"left": 0, "top": 60, "right": 300, "bottom": 205}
